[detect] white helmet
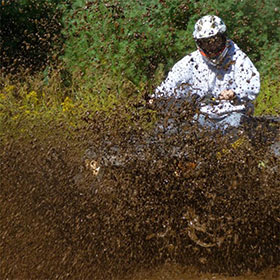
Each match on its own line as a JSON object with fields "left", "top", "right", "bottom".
{"left": 193, "top": 15, "right": 226, "bottom": 40}
{"left": 193, "top": 15, "right": 229, "bottom": 66}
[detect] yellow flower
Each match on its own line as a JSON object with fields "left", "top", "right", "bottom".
{"left": 12, "top": 114, "right": 20, "bottom": 121}
{"left": 61, "top": 96, "right": 74, "bottom": 112}
{"left": 231, "top": 137, "right": 245, "bottom": 149}
{"left": 26, "top": 91, "right": 38, "bottom": 104}
{"left": 4, "top": 85, "right": 15, "bottom": 93}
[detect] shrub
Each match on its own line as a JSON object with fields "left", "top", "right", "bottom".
{"left": 255, "top": 78, "right": 280, "bottom": 116}
{"left": 0, "top": 70, "right": 155, "bottom": 142}
{"left": 61, "top": 0, "right": 196, "bottom": 86}
{"left": 0, "top": 0, "right": 64, "bottom": 74}
{"left": 61, "top": 0, "right": 280, "bottom": 86}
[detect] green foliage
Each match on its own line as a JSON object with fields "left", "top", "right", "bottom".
{"left": 61, "top": 0, "right": 280, "bottom": 86}
{"left": 0, "top": 0, "right": 64, "bottom": 73}
{"left": 61, "top": 0, "right": 196, "bottom": 85}
{"left": 255, "top": 78, "right": 280, "bottom": 116}
{"left": 0, "top": 0, "right": 278, "bottom": 126}
{"left": 0, "top": 71, "right": 156, "bottom": 142}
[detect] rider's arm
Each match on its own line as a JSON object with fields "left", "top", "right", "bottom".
{"left": 152, "top": 55, "right": 193, "bottom": 99}
{"left": 233, "top": 53, "right": 260, "bottom": 102}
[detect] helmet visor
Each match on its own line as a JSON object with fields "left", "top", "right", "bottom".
{"left": 196, "top": 34, "right": 226, "bottom": 58}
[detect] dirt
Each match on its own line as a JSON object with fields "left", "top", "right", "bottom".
{"left": 129, "top": 264, "right": 280, "bottom": 280}
{"left": 0, "top": 105, "right": 279, "bottom": 279}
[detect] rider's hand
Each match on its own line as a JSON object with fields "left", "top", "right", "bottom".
{"left": 219, "top": 89, "right": 235, "bottom": 100}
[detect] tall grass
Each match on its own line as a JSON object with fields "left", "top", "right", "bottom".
{"left": 1, "top": 71, "right": 279, "bottom": 141}
{"left": 255, "top": 77, "right": 280, "bottom": 116}
{"left": 0, "top": 70, "right": 157, "bottom": 143}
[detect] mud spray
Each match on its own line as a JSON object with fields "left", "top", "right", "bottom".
{"left": 1, "top": 102, "right": 279, "bottom": 279}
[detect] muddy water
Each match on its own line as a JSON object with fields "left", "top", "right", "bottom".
{"left": 128, "top": 264, "right": 280, "bottom": 280}
{"left": 1, "top": 108, "right": 279, "bottom": 279}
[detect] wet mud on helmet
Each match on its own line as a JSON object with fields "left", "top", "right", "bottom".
{"left": 193, "top": 15, "right": 229, "bottom": 66}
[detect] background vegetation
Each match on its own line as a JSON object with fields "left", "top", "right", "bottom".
{"left": 0, "top": 0, "right": 279, "bottom": 136}
{"left": 61, "top": 0, "right": 280, "bottom": 84}
{"left": 0, "top": 0, "right": 63, "bottom": 74}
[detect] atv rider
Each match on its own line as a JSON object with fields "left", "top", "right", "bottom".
{"left": 151, "top": 15, "right": 260, "bottom": 132}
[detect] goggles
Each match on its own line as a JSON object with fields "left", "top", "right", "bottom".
{"left": 196, "top": 34, "right": 226, "bottom": 58}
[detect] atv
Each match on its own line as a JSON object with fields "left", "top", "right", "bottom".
{"left": 83, "top": 96, "right": 280, "bottom": 178}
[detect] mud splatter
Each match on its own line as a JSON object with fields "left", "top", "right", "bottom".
{"left": 0, "top": 103, "right": 279, "bottom": 279}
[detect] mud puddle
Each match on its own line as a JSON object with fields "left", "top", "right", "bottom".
{"left": 128, "top": 264, "right": 280, "bottom": 280}
{"left": 1, "top": 111, "right": 279, "bottom": 279}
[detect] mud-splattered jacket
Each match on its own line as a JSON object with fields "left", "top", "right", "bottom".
{"left": 154, "top": 40, "right": 260, "bottom": 119}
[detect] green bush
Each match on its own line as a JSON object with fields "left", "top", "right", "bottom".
{"left": 61, "top": 0, "right": 280, "bottom": 86}
{"left": 61, "top": 0, "right": 196, "bottom": 86}
{"left": 1, "top": 0, "right": 278, "bottom": 120}
{"left": 255, "top": 78, "right": 280, "bottom": 116}
{"left": 0, "top": 71, "right": 155, "bottom": 142}
{"left": 0, "top": 0, "right": 63, "bottom": 73}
